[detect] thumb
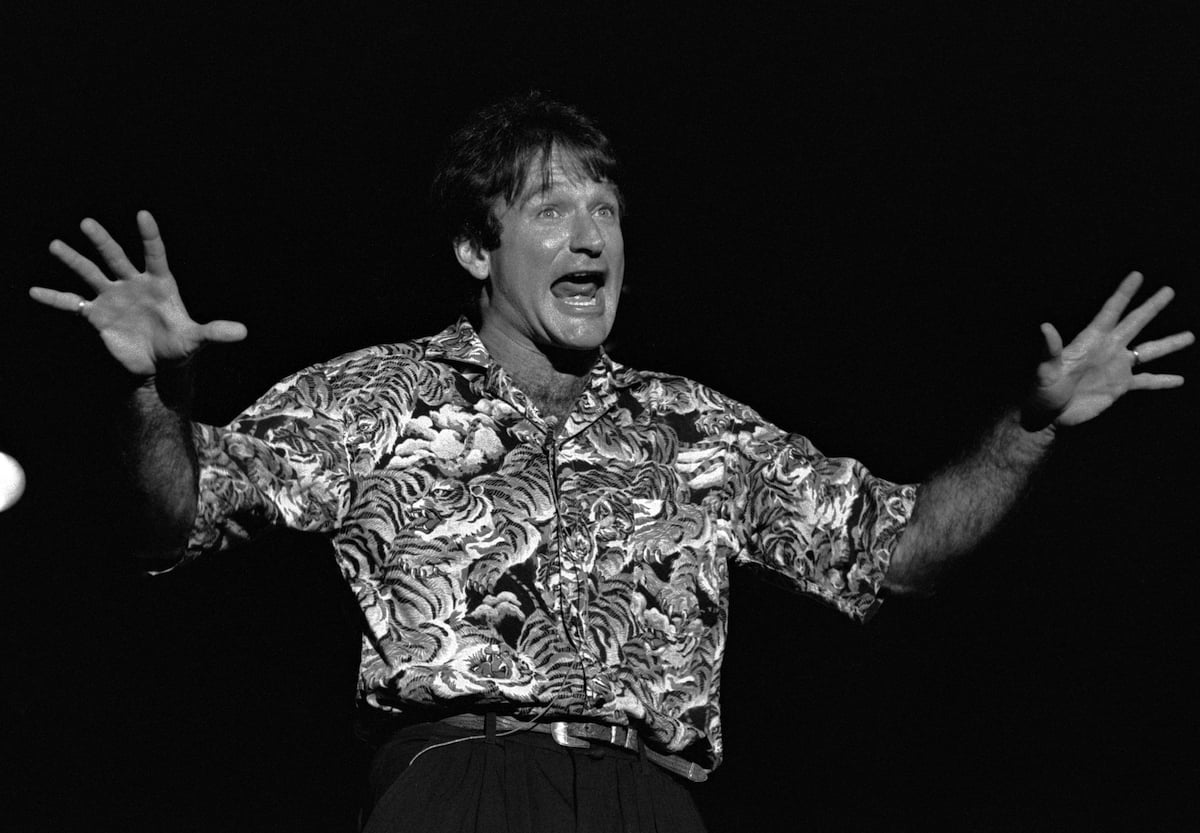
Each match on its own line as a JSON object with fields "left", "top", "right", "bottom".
{"left": 1039, "top": 322, "right": 1063, "bottom": 359}
{"left": 200, "top": 319, "right": 249, "bottom": 343}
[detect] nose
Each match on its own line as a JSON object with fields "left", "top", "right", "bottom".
{"left": 568, "top": 212, "right": 604, "bottom": 257}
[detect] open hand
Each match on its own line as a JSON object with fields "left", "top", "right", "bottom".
{"left": 29, "top": 211, "right": 247, "bottom": 377}
{"left": 1033, "top": 272, "right": 1193, "bottom": 427}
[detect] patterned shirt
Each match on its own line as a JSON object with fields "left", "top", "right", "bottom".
{"left": 188, "top": 318, "right": 916, "bottom": 772}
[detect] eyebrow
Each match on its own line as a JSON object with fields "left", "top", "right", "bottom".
{"left": 517, "top": 180, "right": 619, "bottom": 209}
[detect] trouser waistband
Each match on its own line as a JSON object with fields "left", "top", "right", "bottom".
{"left": 437, "top": 713, "right": 708, "bottom": 783}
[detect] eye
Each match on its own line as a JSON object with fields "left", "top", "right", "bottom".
{"left": 536, "top": 206, "right": 561, "bottom": 219}
{"left": 594, "top": 204, "right": 617, "bottom": 219}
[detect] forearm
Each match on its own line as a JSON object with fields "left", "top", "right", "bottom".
{"left": 119, "top": 368, "right": 199, "bottom": 558}
{"left": 883, "top": 409, "right": 1056, "bottom": 596}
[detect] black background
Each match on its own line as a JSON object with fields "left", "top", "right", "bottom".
{"left": 2, "top": 4, "right": 1197, "bottom": 831}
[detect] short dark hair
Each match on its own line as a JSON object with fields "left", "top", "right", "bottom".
{"left": 431, "top": 91, "right": 623, "bottom": 252}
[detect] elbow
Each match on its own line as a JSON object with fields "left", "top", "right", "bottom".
{"left": 129, "top": 531, "right": 191, "bottom": 574}
{"left": 882, "top": 531, "right": 943, "bottom": 599}
{"left": 130, "top": 536, "right": 190, "bottom": 565}
{"left": 881, "top": 572, "right": 940, "bottom": 600}
{"left": 130, "top": 500, "right": 196, "bottom": 563}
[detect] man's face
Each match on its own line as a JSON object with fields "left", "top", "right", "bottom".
{"left": 472, "top": 148, "right": 624, "bottom": 356}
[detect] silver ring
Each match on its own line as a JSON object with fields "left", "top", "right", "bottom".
{"left": 1130, "top": 348, "right": 1142, "bottom": 366}
{"left": 76, "top": 300, "right": 88, "bottom": 315}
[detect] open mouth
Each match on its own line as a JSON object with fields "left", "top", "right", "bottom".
{"left": 551, "top": 272, "right": 605, "bottom": 306}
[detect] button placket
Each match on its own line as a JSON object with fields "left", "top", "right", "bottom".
{"left": 543, "top": 430, "right": 595, "bottom": 705}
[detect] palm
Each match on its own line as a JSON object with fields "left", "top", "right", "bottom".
{"left": 90, "top": 271, "right": 207, "bottom": 375}
{"left": 30, "top": 212, "right": 246, "bottom": 376}
{"left": 1032, "top": 272, "right": 1193, "bottom": 427}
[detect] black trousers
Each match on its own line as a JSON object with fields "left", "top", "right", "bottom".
{"left": 362, "top": 721, "right": 708, "bottom": 833}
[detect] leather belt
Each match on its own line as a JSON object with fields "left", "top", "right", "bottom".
{"left": 438, "top": 714, "right": 708, "bottom": 783}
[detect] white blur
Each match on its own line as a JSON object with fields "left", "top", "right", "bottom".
{"left": 0, "top": 451, "right": 26, "bottom": 511}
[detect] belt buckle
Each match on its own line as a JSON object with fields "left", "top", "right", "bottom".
{"left": 615, "top": 726, "right": 637, "bottom": 750}
{"left": 549, "top": 721, "right": 590, "bottom": 749}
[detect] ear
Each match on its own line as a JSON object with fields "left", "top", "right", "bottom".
{"left": 453, "top": 238, "right": 491, "bottom": 281}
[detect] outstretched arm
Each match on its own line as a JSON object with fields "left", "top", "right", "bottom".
{"left": 884, "top": 272, "right": 1193, "bottom": 596}
{"left": 30, "top": 211, "right": 247, "bottom": 557}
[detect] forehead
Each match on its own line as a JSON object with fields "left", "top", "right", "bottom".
{"left": 511, "top": 146, "right": 618, "bottom": 205}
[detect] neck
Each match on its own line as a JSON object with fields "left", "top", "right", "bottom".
{"left": 478, "top": 325, "right": 597, "bottom": 425}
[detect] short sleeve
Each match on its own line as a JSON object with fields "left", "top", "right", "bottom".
{"left": 724, "top": 421, "right": 917, "bottom": 620}
{"left": 185, "top": 364, "right": 353, "bottom": 559}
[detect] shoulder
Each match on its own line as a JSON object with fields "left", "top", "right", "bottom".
{"left": 319, "top": 338, "right": 434, "bottom": 381}
{"left": 260, "top": 332, "right": 452, "bottom": 408}
{"left": 611, "top": 363, "right": 765, "bottom": 426}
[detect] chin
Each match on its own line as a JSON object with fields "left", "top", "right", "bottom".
{"left": 559, "top": 329, "right": 611, "bottom": 352}
{"left": 545, "top": 318, "right": 613, "bottom": 353}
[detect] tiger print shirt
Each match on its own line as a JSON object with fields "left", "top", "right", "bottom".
{"left": 188, "top": 317, "right": 916, "bottom": 772}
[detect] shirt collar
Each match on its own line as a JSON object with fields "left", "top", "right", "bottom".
{"left": 423, "top": 317, "right": 630, "bottom": 432}
{"left": 421, "top": 316, "right": 494, "bottom": 368}
{"left": 425, "top": 317, "right": 624, "bottom": 378}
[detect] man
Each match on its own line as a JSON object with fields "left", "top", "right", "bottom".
{"left": 29, "top": 92, "right": 1193, "bottom": 831}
